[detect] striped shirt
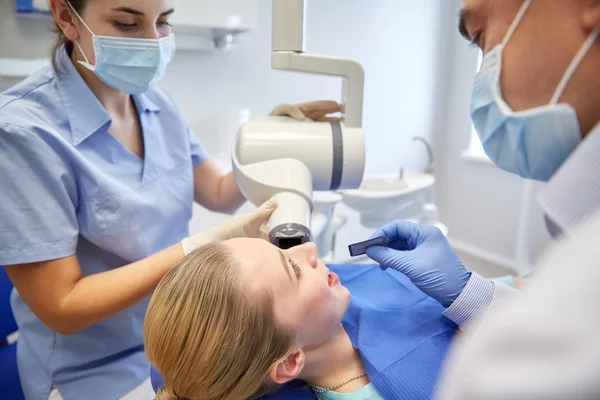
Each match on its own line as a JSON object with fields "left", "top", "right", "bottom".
{"left": 539, "top": 124, "right": 600, "bottom": 238}
{"left": 443, "top": 123, "right": 600, "bottom": 328}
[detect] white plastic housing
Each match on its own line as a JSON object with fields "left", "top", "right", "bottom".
{"left": 232, "top": 0, "right": 367, "bottom": 248}
{"left": 232, "top": 155, "right": 313, "bottom": 208}
{"left": 232, "top": 116, "right": 365, "bottom": 246}
{"left": 236, "top": 116, "right": 364, "bottom": 191}
{"left": 272, "top": 0, "right": 305, "bottom": 52}
{"left": 270, "top": 192, "right": 311, "bottom": 233}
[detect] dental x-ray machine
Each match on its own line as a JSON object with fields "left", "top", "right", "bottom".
{"left": 232, "top": 0, "right": 366, "bottom": 249}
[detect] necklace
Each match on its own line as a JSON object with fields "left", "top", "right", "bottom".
{"left": 310, "top": 372, "right": 368, "bottom": 398}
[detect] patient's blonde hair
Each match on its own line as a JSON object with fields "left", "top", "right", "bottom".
{"left": 144, "top": 243, "right": 296, "bottom": 400}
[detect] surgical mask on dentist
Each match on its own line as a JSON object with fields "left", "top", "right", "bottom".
{"left": 471, "top": 0, "right": 600, "bottom": 181}
{"left": 67, "top": 2, "right": 175, "bottom": 95}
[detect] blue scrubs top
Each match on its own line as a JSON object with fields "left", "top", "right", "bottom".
{"left": 0, "top": 49, "right": 208, "bottom": 400}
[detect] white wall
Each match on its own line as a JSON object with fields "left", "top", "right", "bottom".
{"left": 432, "top": 0, "right": 553, "bottom": 275}
{"left": 0, "top": 2, "right": 53, "bottom": 57}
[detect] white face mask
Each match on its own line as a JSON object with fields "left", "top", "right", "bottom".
{"left": 67, "top": 1, "right": 176, "bottom": 94}
{"left": 470, "top": 0, "right": 600, "bottom": 181}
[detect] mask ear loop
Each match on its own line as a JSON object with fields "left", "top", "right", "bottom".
{"left": 501, "top": 0, "right": 532, "bottom": 48}
{"left": 66, "top": 1, "right": 96, "bottom": 68}
{"left": 485, "top": 0, "right": 531, "bottom": 114}
{"left": 550, "top": 27, "right": 600, "bottom": 105}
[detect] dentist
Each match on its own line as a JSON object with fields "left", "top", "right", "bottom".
{"left": 358, "top": 0, "right": 600, "bottom": 398}
{"left": 0, "top": 1, "right": 335, "bottom": 399}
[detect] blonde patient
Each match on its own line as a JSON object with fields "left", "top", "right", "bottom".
{"left": 144, "top": 238, "right": 367, "bottom": 400}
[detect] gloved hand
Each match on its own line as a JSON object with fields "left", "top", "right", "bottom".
{"left": 181, "top": 198, "right": 277, "bottom": 256}
{"left": 366, "top": 220, "right": 471, "bottom": 308}
{"left": 270, "top": 100, "right": 343, "bottom": 122}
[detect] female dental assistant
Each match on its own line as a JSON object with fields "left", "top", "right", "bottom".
{"left": 0, "top": 1, "right": 333, "bottom": 399}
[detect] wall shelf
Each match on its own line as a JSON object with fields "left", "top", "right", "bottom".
{"left": 0, "top": 57, "right": 49, "bottom": 79}
{"left": 13, "top": 0, "right": 257, "bottom": 52}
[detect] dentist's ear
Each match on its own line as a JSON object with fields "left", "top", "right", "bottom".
{"left": 269, "top": 350, "right": 305, "bottom": 385}
{"left": 582, "top": 0, "right": 600, "bottom": 31}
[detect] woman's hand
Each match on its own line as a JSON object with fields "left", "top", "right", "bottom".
{"left": 270, "top": 100, "right": 343, "bottom": 122}
{"left": 181, "top": 198, "right": 278, "bottom": 256}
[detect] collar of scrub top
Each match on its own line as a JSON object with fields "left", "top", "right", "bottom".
{"left": 55, "top": 46, "right": 161, "bottom": 146}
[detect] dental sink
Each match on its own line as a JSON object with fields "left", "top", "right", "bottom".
{"left": 341, "top": 172, "right": 435, "bottom": 228}
{"left": 359, "top": 178, "right": 409, "bottom": 192}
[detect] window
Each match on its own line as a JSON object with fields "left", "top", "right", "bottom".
{"left": 468, "top": 125, "right": 486, "bottom": 157}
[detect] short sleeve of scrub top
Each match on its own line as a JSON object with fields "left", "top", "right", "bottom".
{"left": 188, "top": 126, "right": 209, "bottom": 167}
{"left": 0, "top": 125, "right": 79, "bottom": 265}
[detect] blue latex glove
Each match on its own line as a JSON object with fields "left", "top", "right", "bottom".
{"left": 365, "top": 220, "right": 471, "bottom": 308}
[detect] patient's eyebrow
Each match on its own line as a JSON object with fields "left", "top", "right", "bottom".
{"left": 278, "top": 250, "right": 292, "bottom": 282}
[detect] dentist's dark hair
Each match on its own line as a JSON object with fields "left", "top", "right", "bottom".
{"left": 51, "top": 0, "right": 87, "bottom": 77}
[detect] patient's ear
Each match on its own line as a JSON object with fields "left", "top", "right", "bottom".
{"left": 269, "top": 350, "right": 305, "bottom": 385}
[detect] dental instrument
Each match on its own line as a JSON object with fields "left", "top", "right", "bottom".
{"left": 232, "top": 0, "right": 366, "bottom": 249}
{"left": 348, "top": 236, "right": 390, "bottom": 257}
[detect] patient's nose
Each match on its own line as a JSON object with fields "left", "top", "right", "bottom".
{"left": 289, "top": 242, "right": 318, "bottom": 268}
{"left": 302, "top": 242, "right": 318, "bottom": 268}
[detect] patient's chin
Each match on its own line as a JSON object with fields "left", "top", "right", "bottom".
{"left": 337, "top": 285, "right": 351, "bottom": 308}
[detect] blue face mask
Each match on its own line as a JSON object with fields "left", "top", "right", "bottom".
{"left": 471, "top": 0, "right": 599, "bottom": 181}
{"left": 68, "top": 2, "right": 175, "bottom": 95}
